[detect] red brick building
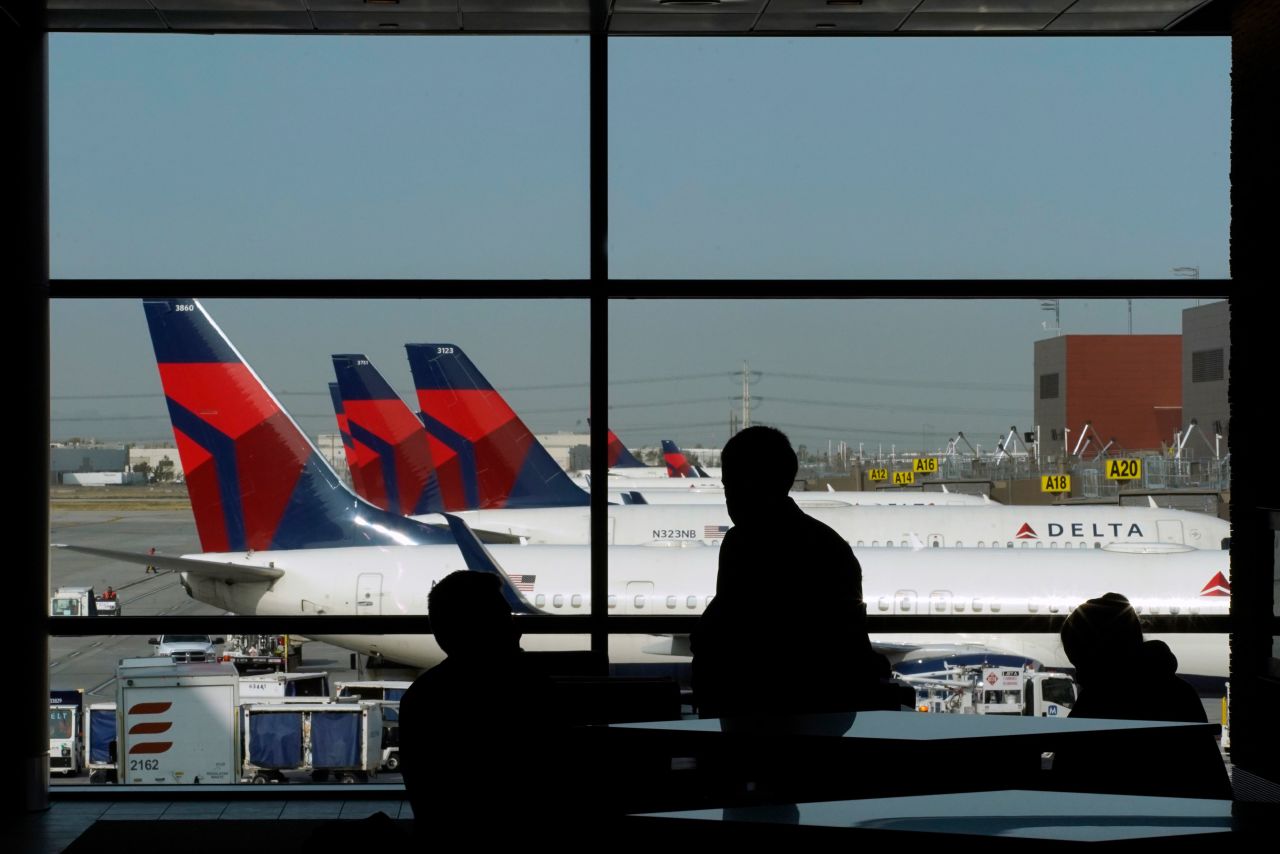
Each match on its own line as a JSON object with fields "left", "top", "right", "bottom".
{"left": 1034, "top": 335, "right": 1182, "bottom": 454}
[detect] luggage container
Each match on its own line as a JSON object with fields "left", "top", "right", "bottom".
{"left": 87, "top": 701, "right": 118, "bottom": 783}
{"left": 242, "top": 701, "right": 382, "bottom": 783}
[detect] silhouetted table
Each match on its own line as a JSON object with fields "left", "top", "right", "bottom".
{"left": 594, "top": 712, "right": 1228, "bottom": 813}
{"left": 635, "top": 789, "right": 1234, "bottom": 844}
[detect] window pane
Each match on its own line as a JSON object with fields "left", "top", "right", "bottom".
{"left": 610, "top": 38, "right": 1228, "bottom": 278}
{"left": 606, "top": 298, "right": 1229, "bottom": 722}
{"left": 51, "top": 36, "right": 588, "bottom": 279}
{"left": 51, "top": 298, "right": 589, "bottom": 607}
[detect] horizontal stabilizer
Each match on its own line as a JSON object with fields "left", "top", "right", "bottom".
{"left": 52, "top": 544, "right": 284, "bottom": 583}
{"left": 441, "top": 514, "right": 541, "bottom": 615}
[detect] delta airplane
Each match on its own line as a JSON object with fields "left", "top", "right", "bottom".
{"left": 329, "top": 351, "right": 1228, "bottom": 552}
{"left": 57, "top": 300, "right": 1229, "bottom": 683}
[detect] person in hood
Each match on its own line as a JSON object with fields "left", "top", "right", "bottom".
{"left": 1053, "top": 592, "right": 1228, "bottom": 799}
{"left": 1060, "top": 591, "right": 1205, "bottom": 723}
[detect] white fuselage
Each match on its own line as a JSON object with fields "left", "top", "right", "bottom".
{"left": 419, "top": 503, "right": 1228, "bottom": 551}
{"left": 181, "top": 545, "right": 1229, "bottom": 678}
{"left": 605, "top": 484, "right": 991, "bottom": 506}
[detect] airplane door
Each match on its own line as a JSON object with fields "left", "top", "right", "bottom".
{"left": 929, "top": 590, "right": 952, "bottom": 614}
{"left": 894, "top": 590, "right": 917, "bottom": 614}
{"left": 357, "top": 573, "right": 382, "bottom": 615}
{"left": 625, "top": 581, "right": 654, "bottom": 614}
{"left": 1157, "top": 520, "right": 1184, "bottom": 544}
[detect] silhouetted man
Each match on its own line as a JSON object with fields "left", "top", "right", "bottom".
{"left": 1053, "top": 592, "right": 1227, "bottom": 799}
{"left": 691, "top": 426, "right": 883, "bottom": 718}
{"left": 397, "top": 571, "right": 561, "bottom": 839}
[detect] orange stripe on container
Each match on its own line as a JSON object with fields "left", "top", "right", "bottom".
{"left": 129, "top": 702, "right": 173, "bottom": 715}
{"left": 128, "top": 742, "right": 173, "bottom": 755}
{"left": 129, "top": 722, "right": 173, "bottom": 735}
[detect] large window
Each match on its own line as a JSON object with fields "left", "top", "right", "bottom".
{"left": 45, "top": 29, "right": 1235, "bottom": 789}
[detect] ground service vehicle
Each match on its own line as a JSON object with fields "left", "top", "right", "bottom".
{"left": 50, "top": 587, "right": 98, "bottom": 617}
{"left": 117, "top": 658, "right": 240, "bottom": 784}
{"left": 49, "top": 689, "right": 85, "bottom": 776}
{"left": 220, "top": 634, "right": 303, "bottom": 673}
{"left": 239, "top": 671, "right": 330, "bottom": 700}
{"left": 334, "top": 681, "right": 410, "bottom": 771}
{"left": 149, "top": 635, "right": 223, "bottom": 663}
{"left": 904, "top": 666, "right": 1077, "bottom": 717}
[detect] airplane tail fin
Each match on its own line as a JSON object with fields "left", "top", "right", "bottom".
{"left": 661, "top": 439, "right": 698, "bottom": 478}
{"left": 404, "top": 343, "right": 589, "bottom": 509}
{"left": 607, "top": 429, "right": 647, "bottom": 468}
{"left": 328, "top": 382, "right": 367, "bottom": 499}
{"left": 143, "top": 299, "right": 445, "bottom": 551}
{"left": 333, "top": 354, "right": 461, "bottom": 516}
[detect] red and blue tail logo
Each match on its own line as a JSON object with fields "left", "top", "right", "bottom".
{"left": 608, "top": 430, "right": 647, "bottom": 468}
{"left": 328, "top": 383, "right": 368, "bottom": 499}
{"left": 144, "top": 300, "right": 445, "bottom": 552}
{"left": 661, "top": 439, "right": 698, "bottom": 478}
{"left": 333, "top": 354, "right": 467, "bottom": 515}
{"left": 404, "top": 343, "right": 588, "bottom": 509}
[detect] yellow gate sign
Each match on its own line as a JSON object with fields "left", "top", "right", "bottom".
{"left": 1105, "top": 458, "right": 1142, "bottom": 480}
{"left": 912, "top": 457, "right": 938, "bottom": 474}
{"left": 893, "top": 470, "right": 916, "bottom": 486}
{"left": 868, "top": 468, "right": 889, "bottom": 482}
{"left": 1041, "top": 474, "right": 1071, "bottom": 493}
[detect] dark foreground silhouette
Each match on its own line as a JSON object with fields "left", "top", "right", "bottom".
{"left": 1053, "top": 592, "right": 1228, "bottom": 799}
{"left": 691, "top": 426, "right": 889, "bottom": 718}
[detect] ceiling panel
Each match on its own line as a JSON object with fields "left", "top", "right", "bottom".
{"left": 311, "top": 11, "right": 461, "bottom": 28}
{"left": 42, "top": 0, "right": 1226, "bottom": 33}
{"left": 763, "top": 0, "right": 918, "bottom": 11}
{"left": 1046, "top": 11, "right": 1189, "bottom": 29}
{"left": 461, "top": 0, "right": 587, "bottom": 10}
{"left": 305, "top": 0, "right": 459, "bottom": 11}
{"left": 899, "top": 11, "right": 1056, "bottom": 29}
{"left": 916, "top": 0, "right": 1072, "bottom": 12}
{"left": 47, "top": 0, "right": 154, "bottom": 9}
{"left": 160, "top": 9, "right": 315, "bottom": 26}
{"left": 755, "top": 12, "right": 909, "bottom": 30}
{"left": 609, "top": 11, "right": 757, "bottom": 30}
{"left": 461, "top": 10, "right": 590, "bottom": 27}
{"left": 46, "top": 8, "right": 167, "bottom": 26}
{"left": 150, "top": 0, "right": 306, "bottom": 10}
{"left": 1069, "top": 0, "right": 1204, "bottom": 11}
{"left": 612, "top": 0, "right": 766, "bottom": 13}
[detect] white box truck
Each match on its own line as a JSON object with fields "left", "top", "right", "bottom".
{"left": 116, "top": 657, "right": 240, "bottom": 785}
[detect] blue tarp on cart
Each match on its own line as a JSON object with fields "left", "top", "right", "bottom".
{"left": 248, "top": 711, "right": 304, "bottom": 768}
{"left": 311, "top": 711, "right": 361, "bottom": 768}
{"left": 89, "top": 709, "right": 115, "bottom": 764}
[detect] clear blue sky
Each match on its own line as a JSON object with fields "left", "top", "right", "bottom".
{"left": 48, "top": 35, "right": 1229, "bottom": 449}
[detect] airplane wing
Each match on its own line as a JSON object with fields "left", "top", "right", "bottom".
{"left": 52, "top": 544, "right": 285, "bottom": 584}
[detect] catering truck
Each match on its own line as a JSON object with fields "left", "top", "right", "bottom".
{"left": 116, "top": 657, "right": 240, "bottom": 784}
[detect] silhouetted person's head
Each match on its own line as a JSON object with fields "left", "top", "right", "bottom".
{"left": 428, "top": 571, "right": 519, "bottom": 660}
{"left": 721, "top": 426, "right": 798, "bottom": 525}
{"left": 1061, "top": 592, "right": 1143, "bottom": 685}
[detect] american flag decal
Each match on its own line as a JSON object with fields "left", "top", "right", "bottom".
{"left": 704, "top": 525, "right": 730, "bottom": 540}
{"left": 508, "top": 574, "right": 536, "bottom": 593}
